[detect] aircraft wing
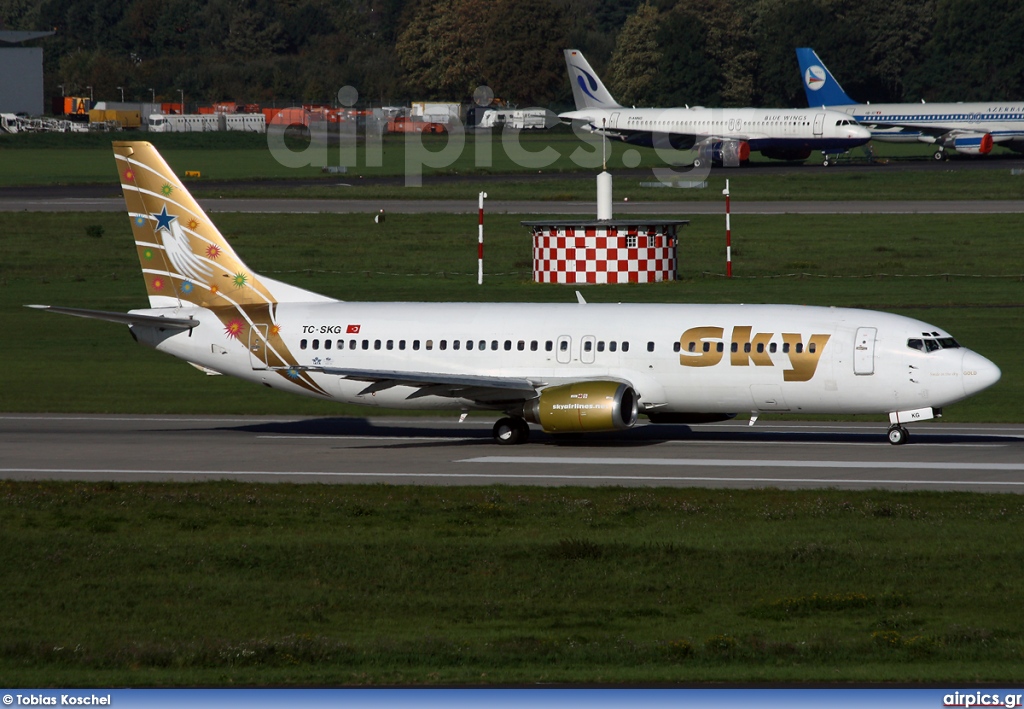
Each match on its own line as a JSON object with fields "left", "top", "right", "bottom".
{"left": 314, "top": 366, "right": 544, "bottom": 404}
{"left": 25, "top": 305, "right": 199, "bottom": 330}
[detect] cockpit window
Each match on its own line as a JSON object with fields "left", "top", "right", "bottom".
{"left": 909, "top": 337, "right": 961, "bottom": 352}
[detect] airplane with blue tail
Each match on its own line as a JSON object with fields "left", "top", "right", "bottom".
{"left": 797, "top": 47, "right": 1024, "bottom": 160}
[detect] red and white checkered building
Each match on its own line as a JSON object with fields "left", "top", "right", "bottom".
{"left": 522, "top": 220, "right": 687, "bottom": 285}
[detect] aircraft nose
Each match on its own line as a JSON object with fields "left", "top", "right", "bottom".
{"left": 961, "top": 349, "right": 1001, "bottom": 397}
{"left": 851, "top": 124, "right": 871, "bottom": 140}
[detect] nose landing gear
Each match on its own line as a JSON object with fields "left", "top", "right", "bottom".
{"left": 887, "top": 424, "right": 910, "bottom": 445}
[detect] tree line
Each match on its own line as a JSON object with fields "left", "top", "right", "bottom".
{"left": 2, "top": 0, "right": 1021, "bottom": 111}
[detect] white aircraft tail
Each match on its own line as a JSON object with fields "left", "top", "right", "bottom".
{"left": 113, "top": 141, "right": 333, "bottom": 309}
{"left": 564, "top": 49, "right": 623, "bottom": 110}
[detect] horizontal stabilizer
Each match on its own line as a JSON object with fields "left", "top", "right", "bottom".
{"left": 26, "top": 305, "right": 199, "bottom": 330}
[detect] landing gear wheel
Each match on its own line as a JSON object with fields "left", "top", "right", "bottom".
{"left": 887, "top": 425, "right": 910, "bottom": 445}
{"left": 933, "top": 149, "right": 946, "bottom": 161}
{"left": 493, "top": 417, "right": 529, "bottom": 445}
{"left": 822, "top": 158, "right": 831, "bottom": 167}
{"left": 692, "top": 157, "right": 703, "bottom": 169}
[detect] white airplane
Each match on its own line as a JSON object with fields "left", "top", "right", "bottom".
{"left": 559, "top": 49, "right": 871, "bottom": 167}
{"left": 28, "top": 142, "right": 1000, "bottom": 445}
{"left": 797, "top": 47, "right": 1024, "bottom": 161}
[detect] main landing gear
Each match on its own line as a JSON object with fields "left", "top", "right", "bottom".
{"left": 493, "top": 416, "right": 530, "bottom": 445}
{"left": 887, "top": 424, "right": 910, "bottom": 445}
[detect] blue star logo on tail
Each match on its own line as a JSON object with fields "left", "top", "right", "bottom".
{"left": 153, "top": 206, "right": 176, "bottom": 232}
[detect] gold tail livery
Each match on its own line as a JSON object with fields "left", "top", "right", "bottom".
{"left": 28, "top": 142, "right": 1001, "bottom": 445}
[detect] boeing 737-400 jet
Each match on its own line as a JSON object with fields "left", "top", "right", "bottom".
{"left": 560, "top": 49, "right": 871, "bottom": 167}
{"left": 797, "top": 47, "right": 1024, "bottom": 160}
{"left": 28, "top": 142, "right": 1000, "bottom": 445}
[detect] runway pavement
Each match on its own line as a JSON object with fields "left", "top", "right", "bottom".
{"left": 3, "top": 414, "right": 1023, "bottom": 492}
{"left": 2, "top": 196, "right": 1023, "bottom": 214}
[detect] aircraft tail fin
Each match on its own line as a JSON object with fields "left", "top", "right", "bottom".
{"left": 113, "top": 141, "right": 333, "bottom": 309}
{"left": 796, "top": 48, "right": 856, "bottom": 106}
{"left": 564, "top": 49, "right": 623, "bottom": 110}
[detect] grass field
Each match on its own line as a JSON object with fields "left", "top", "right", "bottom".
{"left": 3, "top": 129, "right": 1023, "bottom": 202}
{"left": 2, "top": 210, "right": 1021, "bottom": 420}
{"left": 2, "top": 481, "right": 1023, "bottom": 685}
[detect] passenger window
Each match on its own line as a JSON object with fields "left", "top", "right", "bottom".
{"left": 609, "top": 341, "right": 617, "bottom": 352}
{"left": 399, "top": 340, "right": 406, "bottom": 350}
{"left": 413, "top": 340, "right": 420, "bottom": 351}
{"left": 349, "top": 340, "right": 357, "bottom": 350}
{"left": 312, "top": 339, "right": 320, "bottom": 350}
{"left": 440, "top": 340, "right": 448, "bottom": 350}
{"left": 324, "top": 339, "right": 332, "bottom": 350}
{"left": 769, "top": 342, "right": 777, "bottom": 353}
{"left": 584, "top": 341, "right": 593, "bottom": 352}
{"left": 374, "top": 340, "right": 381, "bottom": 350}
{"left": 795, "top": 343, "right": 803, "bottom": 354}
{"left": 672, "top": 342, "right": 680, "bottom": 353}
{"left": 467, "top": 340, "right": 474, "bottom": 351}
{"left": 598, "top": 341, "right": 605, "bottom": 352}
{"left": 452, "top": 340, "right": 460, "bottom": 350}
{"left": 300, "top": 339, "right": 308, "bottom": 350}
{"left": 688, "top": 342, "right": 696, "bottom": 352}
{"left": 743, "top": 343, "right": 751, "bottom": 353}
{"left": 545, "top": 341, "right": 553, "bottom": 352}
{"left": 386, "top": 340, "right": 394, "bottom": 350}
{"left": 425, "top": 340, "right": 433, "bottom": 350}
{"left": 756, "top": 343, "right": 764, "bottom": 353}
{"left": 622, "top": 342, "right": 629, "bottom": 352}
{"left": 647, "top": 342, "right": 655, "bottom": 352}
{"left": 479, "top": 340, "right": 486, "bottom": 351}
{"left": 702, "top": 342, "right": 710, "bottom": 352}
{"left": 504, "top": 340, "right": 512, "bottom": 351}
{"left": 808, "top": 342, "right": 816, "bottom": 354}
{"left": 730, "top": 342, "right": 738, "bottom": 353}
{"left": 491, "top": 340, "right": 499, "bottom": 350}
{"left": 337, "top": 340, "right": 344, "bottom": 350}
{"left": 559, "top": 340, "right": 568, "bottom": 351}
{"left": 717, "top": 342, "right": 724, "bottom": 353}
{"left": 517, "top": 340, "right": 525, "bottom": 351}
{"left": 782, "top": 342, "right": 790, "bottom": 353}
{"left": 362, "top": 340, "right": 369, "bottom": 350}
{"left": 531, "top": 341, "right": 538, "bottom": 351}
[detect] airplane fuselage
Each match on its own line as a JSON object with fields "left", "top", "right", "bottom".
{"left": 132, "top": 302, "right": 998, "bottom": 421}
{"left": 559, "top": 106, "right": 871, "bottom": 154}
{"left": 827, "top": 102, "right": 1024, "bottom": 148}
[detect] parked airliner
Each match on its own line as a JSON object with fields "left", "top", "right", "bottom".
{"left": 797, "top": 47, "right": 1024, "bottom": 160}
{"left": 28, "top": 142, "right": 1000, "bottom": 445}
{"left": 559, "top": 49, "right": 871, "bottom": 167}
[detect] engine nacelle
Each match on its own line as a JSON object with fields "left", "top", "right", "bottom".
{"left": 525, "top": 381, "right": 638, "bottom": 433}
{"left": 697, "top": 140, "right": 750, "bottom": 167}
{"left": 953, "top": 133, "right": 993, "bottom": 155}
{"left": 760, "top": 147, "right": 812, "bottom": 161}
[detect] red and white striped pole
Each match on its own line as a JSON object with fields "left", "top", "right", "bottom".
{"left": 477, "top": 191, "right": 487, "bottom": 285}
{"left": 724, "top": 179, "right": 732, "bottom": 278}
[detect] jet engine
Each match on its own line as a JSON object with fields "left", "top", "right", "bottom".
{"left": 953, "top": 133, "right": 993, "bottom": 155}
{"left": 524, "top": 381, "right": 638, "bottom": 433}
{"left": 695, "top": 140, "right": 750, "bottom": 167}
